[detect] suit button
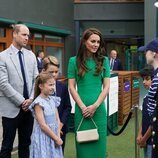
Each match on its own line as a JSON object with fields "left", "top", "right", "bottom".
{"left": 153, "top": 117, "right": 157, "bottom": 122}
{"left": 153, "top": 144, "right": 156, "bottom": 149}
{"left": 152, "top": 131, "right": 155, "bottom": 136}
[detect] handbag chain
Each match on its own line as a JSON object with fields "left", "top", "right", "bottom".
{"left": 77, "top": 117, "right": 98, "bottom": 131}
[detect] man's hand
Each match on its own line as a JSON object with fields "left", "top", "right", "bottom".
{"left": 22, "top": 99, "right": 33, "bottom": 111}
{"left": 136, "top": 133, "right": 142, "bottom": 145}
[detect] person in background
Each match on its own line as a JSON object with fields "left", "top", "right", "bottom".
{"left": 110, "top": 49, "right": 123, "bottom": 71}
{"left": 0, "top": 24, "right": 38, "bottom": 158}
{"left": 42, "top": 56, "right": 71, "bottom": 153}
{"left": 137, "top": 66, "right": 154, "bottom": 158}
{"left": 36, "top": 50, "right": 44, "bottom": 72}
{"left": 29, "top": 72, "right": 63, "bottom": 158}
{"left": 68, "top": 28, "right": 110, "bottom": 158}
{"left": 139, "top": 38, "right": 158, "bottom": 158}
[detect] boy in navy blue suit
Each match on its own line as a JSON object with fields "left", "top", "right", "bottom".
{"left": 137, "top": 66, "right": 154, "bottom": 158}
{"left": 42, "top": 56, "right": 72, "bottom": 153}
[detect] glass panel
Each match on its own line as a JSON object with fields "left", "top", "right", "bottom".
{"left": 0, "top": 28, "right": 5, "bottom": 37}
{"left": 45, "top": 35, "right": 63, "bottom": 43}
{"left": 34, "top": 33, "right": 43, "bottom": 40}
{"left": 46, "top": 47, "right": 63, "bottom": 75}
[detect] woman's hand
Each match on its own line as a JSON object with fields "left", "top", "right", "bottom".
{"left": 81, "top": 105, "right": 97, "bottom": 118}
{"left": 86, "top": 105, "right": 97, "bottom": 117}
{"left": 81, "top": 106, "right": 90, "bottom": 118}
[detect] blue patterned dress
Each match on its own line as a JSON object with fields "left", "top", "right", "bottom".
{"left": 29, "top": 95, "right": 63, "bottom": 158}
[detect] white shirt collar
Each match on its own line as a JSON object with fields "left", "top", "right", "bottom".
{"left": 37, "top": 57, "right": 42, "bottom": 61}
{"left": 11, "top": 44, "right": 23, "bottom": 55}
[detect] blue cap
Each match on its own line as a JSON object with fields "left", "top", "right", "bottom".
{"left": 138, "top": 38, "right": 158, "bottom": 53}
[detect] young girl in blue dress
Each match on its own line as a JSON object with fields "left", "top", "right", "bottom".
{"left": 29, "top": 72, "right": 63, "bottom": 158}
{"left": 42, "top": 56, "right": 72, "bottom": 153}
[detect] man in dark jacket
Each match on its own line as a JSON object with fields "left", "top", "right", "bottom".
{"left": 110, "top": 50, "right": 123, "bottom": 71}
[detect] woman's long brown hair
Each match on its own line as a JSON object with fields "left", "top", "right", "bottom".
{"left": 77, "top": 28, "right": 106, "bottom": 77}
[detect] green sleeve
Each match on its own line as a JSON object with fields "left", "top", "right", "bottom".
{"left": 67, "top": 56, "right": 77, "bottom": 79}
{"left": 102, "top": 57, "right": 110, "bottom": 78}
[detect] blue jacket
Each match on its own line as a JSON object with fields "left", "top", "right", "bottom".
{"left": 112, "top": 58, "right": 123, "bottom": 71}
{"left": 36, "top": 58, "right": 43, "bottom": 73}
{"left": 56, "top": 80, "right": 72, "bottom": 133}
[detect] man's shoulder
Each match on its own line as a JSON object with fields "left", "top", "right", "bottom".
{"left": 155, "top": 72, "right": 158, "bottom": 77}
{"left": 0, "top": 47, "right": 34, "bottom": 57}
{"left": 153, "top": 74, "right": 158, "bottom": 81}
{"left": 0, "top": 47, "right": 11, "bottom": 55}
{"left": 115, "top": 58, "right": 121, "bottom": 62}
{"left": 22, "top": 48, "right": 34, "bottom": 54}
{"left": 0, "top": 47, "right": 12, "bottom": 61}
{"left": 56, "top": 80, "right": 67, "bottom": 88}
{"left": 22, "top": 48, "right": 36, "bottom": 58}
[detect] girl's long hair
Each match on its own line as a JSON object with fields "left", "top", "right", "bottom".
{"left": 77, "top": 28, "right": 106, "bottom": 77}
{"left": 34, "top": 72, "right": 53, "bottom": 99}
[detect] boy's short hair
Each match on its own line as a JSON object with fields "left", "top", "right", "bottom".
{"left": 139, "top": 65, "right": 154, "bottom": 79}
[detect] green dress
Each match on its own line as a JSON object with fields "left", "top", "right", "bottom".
{"left": 68, "top": 56, "right": 110, "bottom": 158}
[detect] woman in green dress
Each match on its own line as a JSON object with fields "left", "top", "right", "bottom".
{"left": 68, "top": 28, "right": 110, "bottom": 158}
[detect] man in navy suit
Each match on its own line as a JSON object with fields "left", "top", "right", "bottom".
{"left": 110, "top": 50, "right": 123, "bottom": 71}
{"left": 36, "top": 50, "right": 44, "bottom": 73}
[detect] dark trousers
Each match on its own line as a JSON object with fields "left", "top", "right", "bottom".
{"left": 0, "top": 109, "right": 34, "bottom": 158}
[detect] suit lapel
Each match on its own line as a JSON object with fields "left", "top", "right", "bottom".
{"left": 23, "top": 51, "right": 29, "bottom": 72}
{"left": 9, "top": 50, "right": 23, "bottom": 81}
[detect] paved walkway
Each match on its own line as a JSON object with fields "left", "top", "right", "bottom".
{"left": 0, "top": 118, "right": 18, "bottom": 152}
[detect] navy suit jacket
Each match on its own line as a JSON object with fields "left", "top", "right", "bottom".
{"left": 36, "top": 58, "right": 43, "bottom": 73}
{"left": 112, "top": 58, "right": 123, "bottom": 71}
{"left": 56, "top": 80, "right": 72, "bottom": 134}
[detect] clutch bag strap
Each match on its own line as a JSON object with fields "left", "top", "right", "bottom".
{"left": 77, "top": 117, "right": 98, "bottom": 131}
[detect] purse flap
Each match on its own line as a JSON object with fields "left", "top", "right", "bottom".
{"left": 76, "top": 129, "right": 99, "bottom": 143}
